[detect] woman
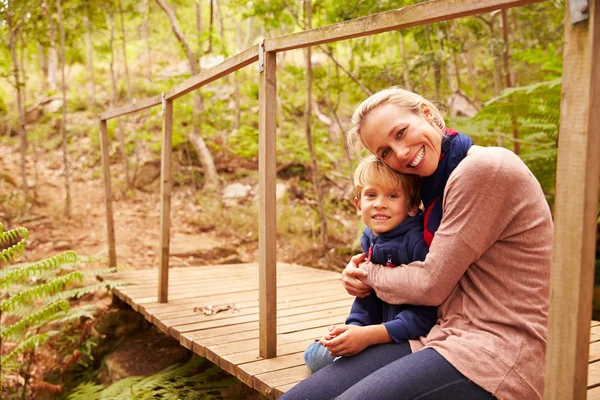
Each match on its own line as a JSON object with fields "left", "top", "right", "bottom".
{"left": 281, "top": 88, "right": 552, "bottom": 400}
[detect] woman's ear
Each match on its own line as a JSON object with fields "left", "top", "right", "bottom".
{"left": 421, "top": 103, "right": 433, "bottom": 122}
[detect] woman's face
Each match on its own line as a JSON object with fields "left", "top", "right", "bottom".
{"left": 360, "top": 103, "right": 443, "bottom": 177}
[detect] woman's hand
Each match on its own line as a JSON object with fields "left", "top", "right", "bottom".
{"left": 342, "top": 253, "right": 372, "bottom": 298}
{"left": 320, "top": 325, "right": 370, "bottom": 357}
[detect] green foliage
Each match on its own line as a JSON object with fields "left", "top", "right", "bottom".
{"left": 473, "top": 79, "right": 561, "bottom": 203}
{"left": 0, "top": 222, "right": 124, "bottom": 398}
{"left": 68, "top": 356, "right": 237, "bottom": 400}
{"left": 0, "top": 225, "right": 28, "bottom": 263}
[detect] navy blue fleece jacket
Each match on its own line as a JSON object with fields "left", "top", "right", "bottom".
{"left": 345, "top": 214, "right": 437, "bottom": 343}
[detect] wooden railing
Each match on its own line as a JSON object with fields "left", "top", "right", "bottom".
{"left": 98, "top": 0, "right": 599, "bottom": 397}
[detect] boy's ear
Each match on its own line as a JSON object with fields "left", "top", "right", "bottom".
{"left": 354, "top": 197, "right": 362, "bottom": 215}
{"left": 408, "top": 205, "right": 418, "bottom": 217}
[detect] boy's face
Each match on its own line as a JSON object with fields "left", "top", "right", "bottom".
{"left": 354, "top": 183, "right": 414, "bottom": 235}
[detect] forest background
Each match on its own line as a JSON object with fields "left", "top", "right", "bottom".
{"left": 0, "top": 0, "right": 599, "bottom": 398}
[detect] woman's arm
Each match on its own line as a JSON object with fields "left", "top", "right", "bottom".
{"left": 360, "top": 148, "right": 537, "bottom": 306}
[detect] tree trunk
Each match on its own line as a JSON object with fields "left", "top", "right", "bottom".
{"left": 424, "top": 25, "right": 441, "bottom": 102}
{"left": 38, "top": 42, "right": 48, "bottom": 86}
{"left": 107, "top": 12, "right": 130, "bottom": 192}
{"left": 47, "top": 26, "right": 58, "bottom": 90}
{"left": 56, "top": 0, "right": 71, "bottom": 217}
{"left": 118, "top": 0, "right": 131, "bottom": 100}
{"left": 154, "top": 0, "right": 219, "bottom": 190}
{"left": 7, "top": 12, "right": 29, "bottom": 211}
{"left": 142, "top": 0, "right": 152, "bottom": 81}
{"left": 85, "top": 15, "right": 96, "bottom": 105}
{"left": 195, "top": 0, "right": 202, "bottom": 51}
{"left": 501, "top": 9, "right": 520, "bottom": 155}
{"left": 462, "top": 42, "right": 479, "bottom": 103}
{"left": 207, "top": 0, "right": 213, "bottom": 53}
{"left": 304, "top": 0, "right": 328, "bottom": 248}
{"left": 214, "top": 0, "right": 224, "bottom": 53}
{"left": 399, "top": 31, "right": 412, "bottom": 91}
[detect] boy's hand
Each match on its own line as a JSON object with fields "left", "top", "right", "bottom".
{"left": 320, "top": 325, "right": 371, "bottom": 357}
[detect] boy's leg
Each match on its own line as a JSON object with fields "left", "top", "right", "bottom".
{"left": 337, "top": 348, "right": 495, "bottom": 400}
{"left": 303, "top": 341, "right": 336, "bottom": 373}
{"left": 280, "top": 342, "right": 411, "bottom": 400}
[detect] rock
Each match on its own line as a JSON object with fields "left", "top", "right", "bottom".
{"left": 54, "top": 240, "right": 72, "bottom": 251}
{"left": 134, "top": 161, "right": 161, "bottom": 193}
{"left": 276, "top": 183, "right": 287, "bottom": 201}
{"left": 98, "top": 327, "right": 191, "bottom": 385}
{"left": 95, "top": 309, "right": 144, "bottom": 338}
{"left": 222, "top": 183, "right": 253, "bottom": 206}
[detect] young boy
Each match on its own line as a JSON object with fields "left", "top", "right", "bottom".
{"left": 303, "top": 155, "right": 436, "bottom": 373}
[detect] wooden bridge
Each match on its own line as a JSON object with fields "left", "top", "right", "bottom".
{"left": 98, "top": 0, "right": 600, "bottom": 398}
{"left": 100, "top": 264, "right": 600, "bottom": 398}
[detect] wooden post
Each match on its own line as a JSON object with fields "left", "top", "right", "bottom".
{"left": 99, "top": 118, "right": 117, "bottom": 268}
{"left": 158, "top": 95, "right": 173, "bottom": 303}
{"left": 544, "top": 1, "right": 600, "bottom": 398}
{"left": 258, "top": 41, "right": 277, "bottom": 359}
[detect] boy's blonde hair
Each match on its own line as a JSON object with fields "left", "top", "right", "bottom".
{"left": 354, "top": 155, "right": 421, "bottom": 210}
{"left": 347, "top": 87, "right": 446, "bottom": 155}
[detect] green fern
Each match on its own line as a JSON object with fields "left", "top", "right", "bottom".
{"left": 68, "top": 357, "right": 236, "bottom": 400}
{"left": 0, "top": 251, "right": 78, "bottom": 288}
{"left": 1, "top": 331, "right": 59, "bottom": 369}
{"left": 1, "top": 300, "right": 70, "bottom": 340}
{"left": 0, "top": 226, "right": 29, "bottom": 264}
{"left": 0, "top": 271, "right": 84, "bottom": 313}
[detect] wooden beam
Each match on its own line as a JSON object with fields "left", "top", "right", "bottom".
{"left": 544, "top": 1, "right": 600, "bottom": 399}
{"left": 265, "top": 0, "right": 543, "bottom": 52}
{"left": 99, "top": 118, "right": 117, "bottom": 267}
{"left": 99, "top": 95, "right": 162, "bottom": 121}
{"left": 165, "top": 45, "right": 259, "bottom": 101}
{"left": 158, "top": 96, "right": 174, "bottom": 303}
{"left": 258, "top": 44, "right": 277, "bottom": 359}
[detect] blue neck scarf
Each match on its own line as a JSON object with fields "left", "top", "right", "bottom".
{"left": 420, "top": 129, "right": 473, "bottom": 246}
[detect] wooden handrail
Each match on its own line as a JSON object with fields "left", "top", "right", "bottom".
{"left": 265, "top": 0, "right": 544, "bottom": 52}
{"left": 165, "top": 45, "right": 259, "bottom": 101}
{"left": 100, "top": 94, "right": 163, "bottom": 121}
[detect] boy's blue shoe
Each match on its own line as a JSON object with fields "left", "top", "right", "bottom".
{"left": 303, "top": 341, "right": 336, "bottom": 373}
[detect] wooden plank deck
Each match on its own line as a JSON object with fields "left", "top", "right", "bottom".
{"left": 100, "top": 263, "right": 600, "bottom": 398}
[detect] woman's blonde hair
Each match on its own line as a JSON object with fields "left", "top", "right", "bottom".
{"left": 347, "top": 87, "right": 446, "bottom": 156}
{"left": 354, "top": 155, "right": 421, "bottom": 210}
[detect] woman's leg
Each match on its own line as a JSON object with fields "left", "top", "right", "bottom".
{"left": 337, "top": 348, "right": 495, "bottom": 400}
{"left": 280, "top": 342, "right": 412, "bottom": 400}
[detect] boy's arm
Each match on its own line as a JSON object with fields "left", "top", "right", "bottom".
{"left": 345, "top": 292, "right": 383, "bottom": 326}
{"left": 383, "top": 305, "right": 437, "bottom": 343}
{"left": 321, "top": 324, "right": 392, "bottom": 357}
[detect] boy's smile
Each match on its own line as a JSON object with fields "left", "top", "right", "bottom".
{"left": 354, "top": 184, "right": 412, "bottom": 235}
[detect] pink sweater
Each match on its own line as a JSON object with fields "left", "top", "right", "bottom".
{"left": 362, "top": 147, "right": 552, "bottom": 400}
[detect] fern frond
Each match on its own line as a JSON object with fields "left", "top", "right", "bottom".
{"left": 46, "top": 280, "right": 126, "bottom": 303}
{"left": 68, "top": 377, "right": 144, "bottom": 400}
{"left": 1, "top": 331, "right": 58, "bottom": 368}
{"left": 65, "top": 382, "right": 105, "bottom": 399}
{"left": 0, "top": 271, "right": 84, "bottom": 313}
{"left": 0, "top": 251, "right": 78, "bottom": 289}
{"left": 1, "top": 300, "right": 70, "bottom": 340}
{"left": 52, "top": 304, "right": 98, "bottom": 324}
{"left": 0, "top": 226, "right": 29, "bottom": 264}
